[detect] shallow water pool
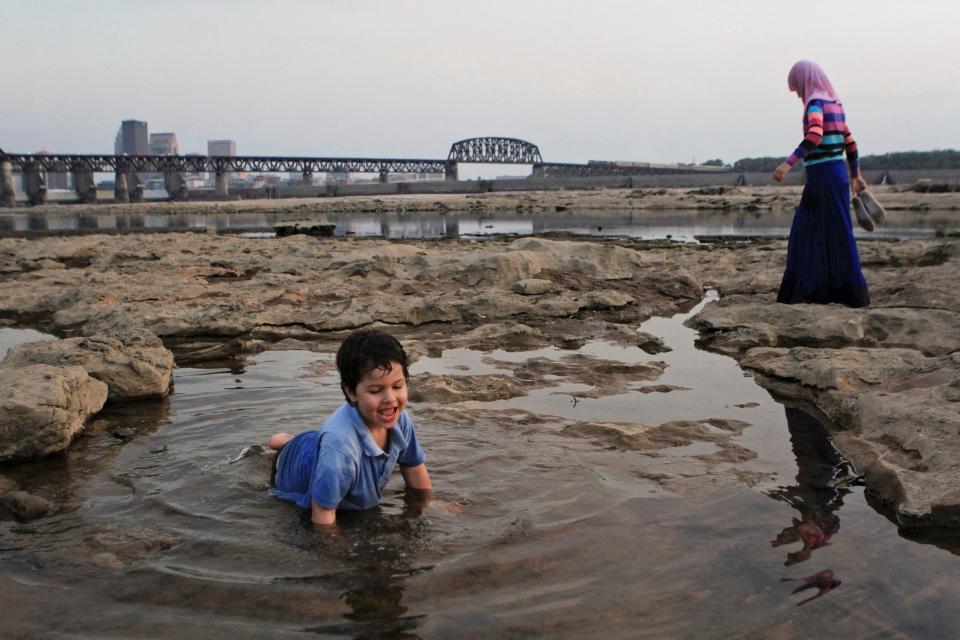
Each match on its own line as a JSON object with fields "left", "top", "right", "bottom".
{"left": 1, "top": 303, "right": 959, "bottom": 638}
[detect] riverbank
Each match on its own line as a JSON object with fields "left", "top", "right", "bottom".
{"left": 9, "top": 184, "right": 960, "bottom": 219}
{"left": 1, "top": 196, "right": 958, "bottom": 529}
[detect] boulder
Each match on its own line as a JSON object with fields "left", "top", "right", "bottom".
{"left": 0, "top": 364, "right": 108, "bottom": 461}
{"left": 2, "top": 335, "right": 174, "bottom": 400}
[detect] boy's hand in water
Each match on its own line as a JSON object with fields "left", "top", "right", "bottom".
{"left": 403, "top": 488, "right": 463, "bottom": 516}
{"left": 430, "top": 499, "right": 463, "bottom": 513}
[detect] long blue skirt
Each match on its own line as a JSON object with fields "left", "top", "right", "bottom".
{"left": 777, "top": 161, "right": 870, "bottom": 307}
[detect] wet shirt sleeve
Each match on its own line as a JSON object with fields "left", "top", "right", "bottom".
{"left": 397, "top": 413, "right": 427, "bottom": 468}
{"left": 310, "top": 446, "right": 357, "bottom": 509}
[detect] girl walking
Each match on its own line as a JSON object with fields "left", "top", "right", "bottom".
{"left": 773, "top": 60, "right": 870, "bottom": 307}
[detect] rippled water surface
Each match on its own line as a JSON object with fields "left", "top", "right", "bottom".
{"left": 2, "top": 299, "right": 960, "bottom": 638}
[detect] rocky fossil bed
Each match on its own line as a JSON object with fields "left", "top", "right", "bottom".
{"left": 1, "top": 190, "right": 958, "bottom": 529}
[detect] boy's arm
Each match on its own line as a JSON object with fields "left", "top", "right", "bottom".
{"left": 311, "top": 500, "right": 337, "bottom": 526}
{"left": 400, "top": 463, "right": 432, "bottom": 490}
{"left": 401, "top": 464, "right": 433, "bottom": 517}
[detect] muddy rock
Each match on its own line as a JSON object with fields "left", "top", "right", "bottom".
{"left": 2, "top": 336, "right": 174, "bottom": 400}
{"left": 411, "top": 374, "right": 530, "bottom": 403}
{"left": 0, "top": 364, "right": 109, "bottom": 460}
{"left": 506, "top": 354, "right": 667, "bottom": 398}
{"left": 512, "top": 278, "right": 555, "bottom": 296}
{"left": 563, "top": 417, "right": 754, "bottom": 461}
{"left": 2, "top": 490, "right": 53, "bottom": 521}
{"left": 448, "top": 322, "right": 546, "bottom": 352}
{"left": 633, "top": 331, "right": 671, "bottom": 354}
{"left": 90, "top": 552, "right": 125, "bottom": 571}
{"left": 582, "top": 290, "right": 635, "bottom": 310}
{"left": 0, "top": 474, "right": 17, "bottom": 495}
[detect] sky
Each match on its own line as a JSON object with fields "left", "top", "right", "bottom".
{"left": 2, "top": 0, "right": 958, "bottom": 177}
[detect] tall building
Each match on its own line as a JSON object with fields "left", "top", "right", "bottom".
{"left": 149, "top": 132, "right": 179, "bottom": 156}
{"left": 114, "top": 119, "right": 149, "bottom": 155}
{"left": 207, "top": 140, "right": 236, "bottom": 157}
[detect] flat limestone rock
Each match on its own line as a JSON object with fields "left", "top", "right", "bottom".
{"left": 690, "top": 297, "right": 960, "bottom": 358}
{"left": 0, "top": 364, "right": 108, "bottom": 461}
{"left": 2, "top": 336, "right": 174, "bottom": 401}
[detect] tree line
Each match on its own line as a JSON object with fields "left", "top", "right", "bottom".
{"left": 728, "top": 149, "right": 960, "bottom": 173}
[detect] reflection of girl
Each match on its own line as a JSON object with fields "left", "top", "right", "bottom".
{"left": 773, "top": 60, "right": 870, "bottom": 307}
{"left": 768, "top": 408, "right": 850, "bottom": 566}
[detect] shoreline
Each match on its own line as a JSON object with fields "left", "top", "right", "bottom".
{"left": 6, "top": 184, "right": 960, "bottom": 218}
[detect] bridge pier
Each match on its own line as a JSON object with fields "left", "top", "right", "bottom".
{"left": 214, "top": 171, "right": 229, "bottom": 197}
{"left": 73, "top": 169, "right": 97, "bottom": 204}
{"left": 444, "top": 161, "right": 458, "bottom": 182}
{"left": 114, "top": 171, "right": 129, "bottom": 203}
{"left": 127, "top": 172, "right": 144, "bottom": 202}
{"left": 379, "top": 171, "right": 389, "bottom": 184}
{"left": 302, "top": 171, "right": 313, "bottom": 187}
{"left": 164, "top": 171, "right": 189, "bottom": 201}
{"left": 531, "top": 164, "right": 546, "bottom": 179}
{"left": 1, "top": 160, "right": 17, "bottom": 207}
{"left": 24, "top": 162, "right": 48, "bottom": 205}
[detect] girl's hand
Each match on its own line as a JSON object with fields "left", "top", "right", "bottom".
{"left": 852, "top": 176, "right": 868, "bottom": 194}
{"left": 773, "top": 162, "right": 792, "bottom": 182}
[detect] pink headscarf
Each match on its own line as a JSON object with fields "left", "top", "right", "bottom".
{"left": 787, "top": 60, "right": 839, "bottom": 104}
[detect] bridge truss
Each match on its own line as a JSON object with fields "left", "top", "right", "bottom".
{"left": 1, "top": 136, "right": 728, "bottom": 181}
{"left": 447, "top": 137, "right": 543, "bottom": 164}
{"left": 2, "top": 153, "right": 450, "bottom": 175}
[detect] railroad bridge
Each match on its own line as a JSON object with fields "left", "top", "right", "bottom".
{"left": 0, "top": 137, "right": 726, "bottom": 205}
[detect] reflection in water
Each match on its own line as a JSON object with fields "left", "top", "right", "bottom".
{"left": 0, "top": 208, "right": 943, "bottom": 240}
{"left": 768, "top": 407, "right": 856, "bottom": 603}
{"left": 780, "top": 569, "right": 843, "bottom": 606}
{"left": 286, "top": 505, "right": 432, "bottom": 638}
{"left": 0, "top": 398, "right": 171, "bottom": 522}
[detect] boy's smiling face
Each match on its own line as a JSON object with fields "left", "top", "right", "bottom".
{"left": 345, "top": 361, "right": 408, "bottom": 431}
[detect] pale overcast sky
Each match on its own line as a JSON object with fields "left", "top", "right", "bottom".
{"left": 2, "top": 0, "right": 958, "bottom": 170}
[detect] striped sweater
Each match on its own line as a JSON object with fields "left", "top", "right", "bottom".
{"left": 786, "top": 99, "right": 860, "bottom": 177}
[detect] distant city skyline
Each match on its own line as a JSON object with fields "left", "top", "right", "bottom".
{"left": 2, "top": 1, "right": 958, "bottom": 179}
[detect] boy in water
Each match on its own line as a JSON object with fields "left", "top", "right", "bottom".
{"left": 268, "top": 328, "right": 432, "bottom": 526}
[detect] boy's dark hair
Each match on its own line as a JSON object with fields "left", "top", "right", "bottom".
{"left": 336, "top": 329, "right": 409, "bottom": 402}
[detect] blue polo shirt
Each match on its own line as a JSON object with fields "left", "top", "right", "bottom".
{"left": 270, "top": 402, "right": 426, "bottom": 511}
